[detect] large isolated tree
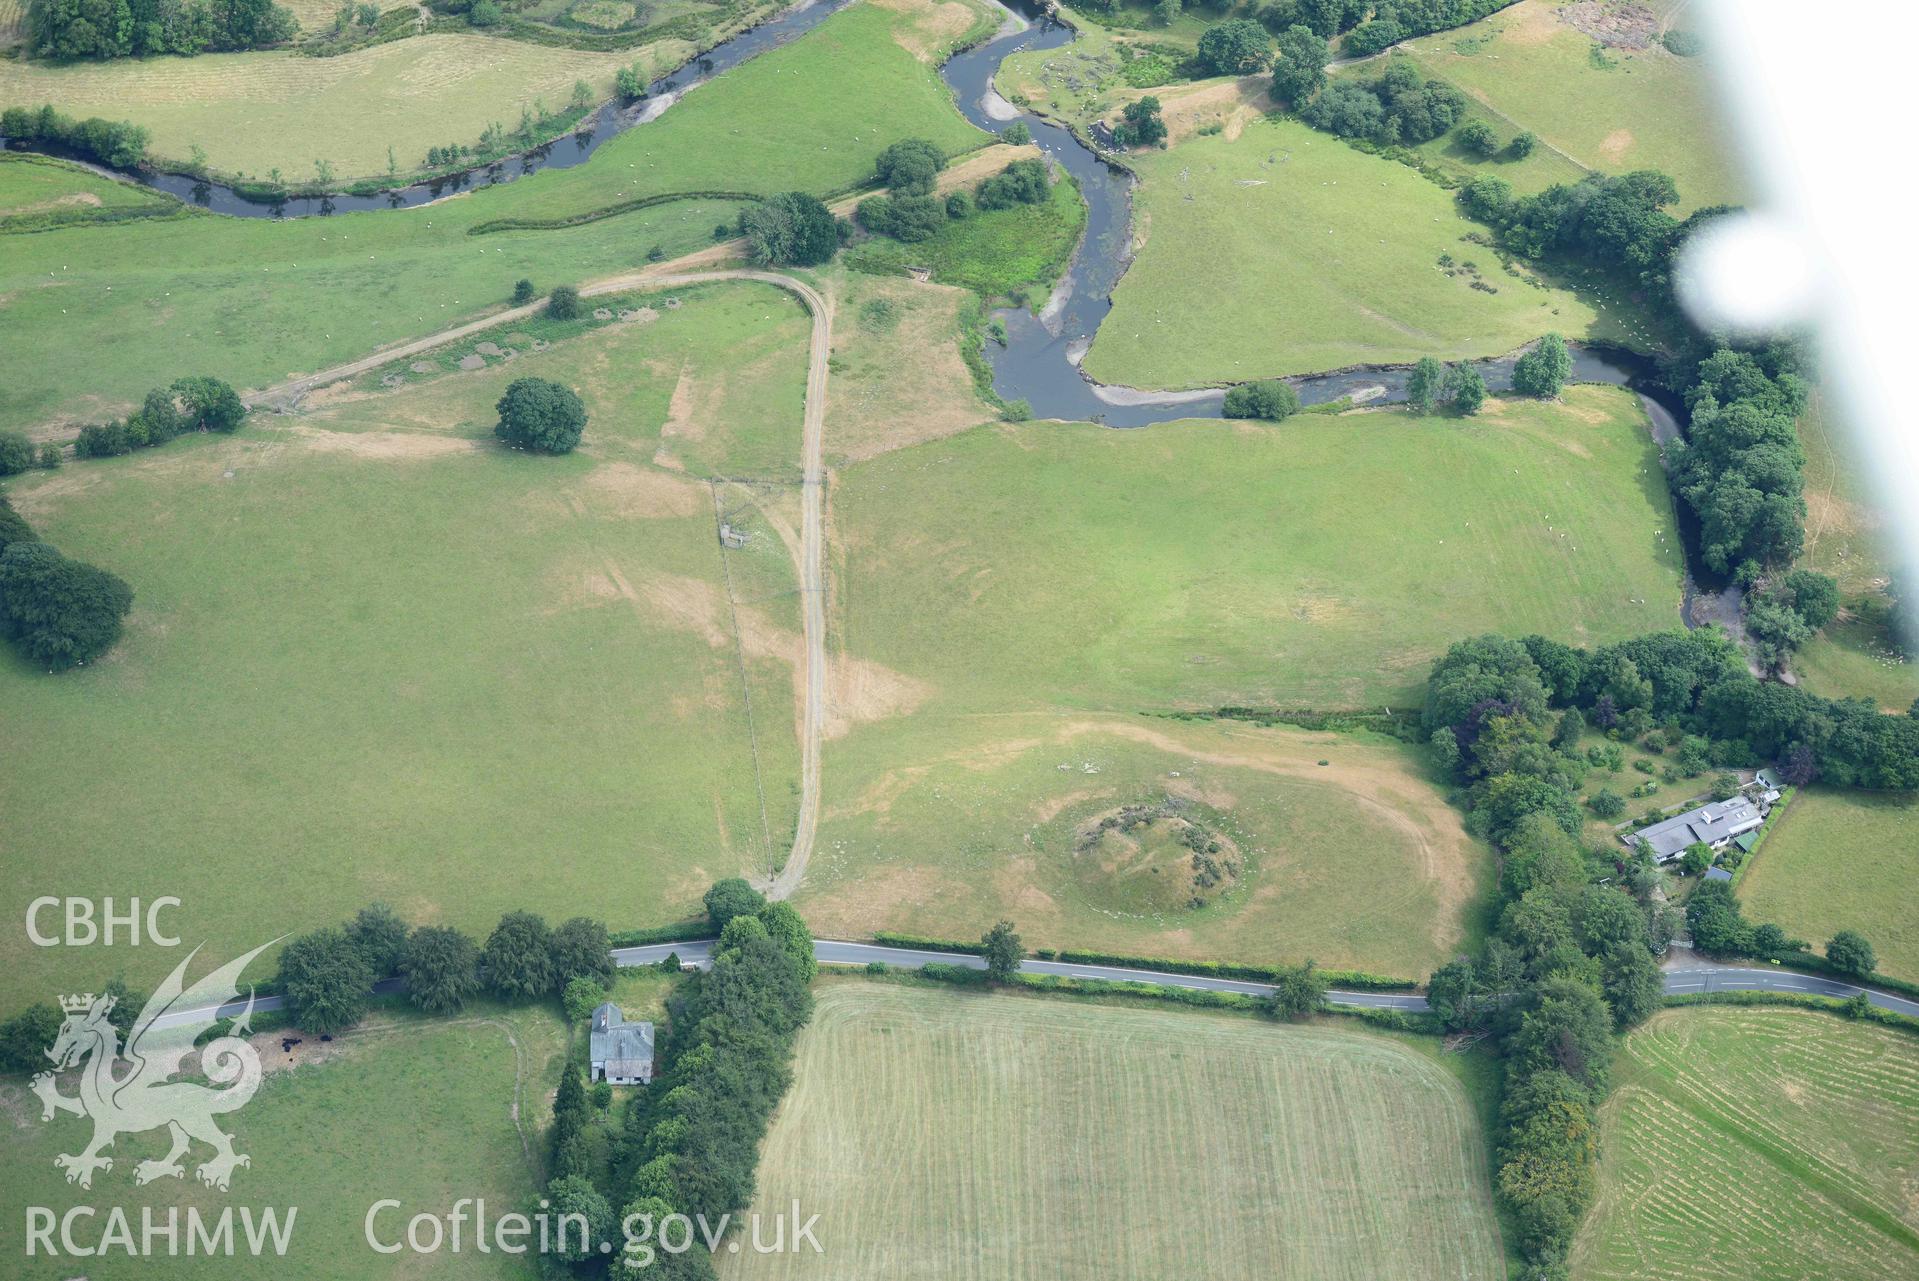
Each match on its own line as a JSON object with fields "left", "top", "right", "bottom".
{"left": 402, "top": 925, "right": 482, "bottom": 1014}
{"left": 0, "top": 540, "right": 133, "bottom": 670}
{"left": 494, "top": 377, "right": 586, "bottom": 455}
{"left": 277, "top": 927, "right": 374, "bottom": 1033}
{"left": 1222, "top": 379, "right": 1299, "bottom": 421}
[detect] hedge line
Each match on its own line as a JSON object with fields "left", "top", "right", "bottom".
{"left": 901, "top": 961, "right": 1438, "bottom": 1031}
{"left": 871, "top": 932, "right": 1418, "bottom": 990}
{"left": 607, "top": 919, "right": 713, "bottom": 948}
{"left": 871, "top": 931, "right": 985, "bottom": 956}
{"left": 467, "top": 188, "right": 759, "bottom": 235}
{"left": 1041, "top": 947, "right": 1418, "bottom": 992}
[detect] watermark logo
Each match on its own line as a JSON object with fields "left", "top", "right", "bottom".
{"left": 32, "top": 939, "right": 277, "bottom": 1191}
{"left": 26, "top": 895, "right": 182, "bottom": 947}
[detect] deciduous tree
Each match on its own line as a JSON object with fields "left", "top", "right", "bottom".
{"left": 981, "top": 920, "right": 1022, "bottom": 981}
{"left": 494, "top": 377, "right": 586, "bottom": 455}
{"left": 277, "top": 927, "right": 374, "bottom": 1033}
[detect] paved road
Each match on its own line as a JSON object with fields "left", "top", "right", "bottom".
{"left": 1664, "top": 964, "right": 1919, "bottom": 1017}
{"left": 162, "top": 940, "right": 1919, "bottom": 1029}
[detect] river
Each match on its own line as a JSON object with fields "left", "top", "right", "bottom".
{"left": 7, "top": 0, "right": 1688, "bottom": 439}
{"left": 1, "top": 0, "right": 859, "bottom": 218}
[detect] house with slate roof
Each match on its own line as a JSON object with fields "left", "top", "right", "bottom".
{"left": 588, "top": 1002, "right": 655, "bottom": 1086}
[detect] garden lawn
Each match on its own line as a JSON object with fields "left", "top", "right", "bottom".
{"left": 0, "top": 281, "right": 808, "bottom": 1010}
{"left": 721, "top": 982, "right": 1505, "bottom": 1280}
{"left": 830, "top": 385, "right": 1684, "bottom": 713}
{"left": 1084, "top": 116, "right": 1619, "bottom": 388}
{"left": 0, "top": 1000, "right": 563, "bottom": 1279}
{"left": 1401, "top": 0, "right": 1746, "bottom": 214}
{"left": 1573, "top": 1006, "right": 1919, "bottom": 1281}
{"left": 1738, "top": 788, "right": 1919, "bottom": 983}
{"left": 0, "top": 0, "right": 991, "bottom": 431}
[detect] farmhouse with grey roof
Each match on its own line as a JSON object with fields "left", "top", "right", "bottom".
{"left": 1624, "top": 795, "right": 1768, "bottom": 862}
{"left": 589, "top": 1003, "right": 655, "bottom": 1086}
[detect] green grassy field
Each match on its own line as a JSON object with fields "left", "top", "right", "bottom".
{"left": 830, "top": 386, "right": 1684, "bottom": 713}
{"left": 0, "top": 0, "right": 990, "bottom": 431}
{"left": 723, "top": 981, "right": 1505, "bottom": 1279}
{"left": 1382, "top": 72, "right": 1592, "bottom": 196}
{"left": 843, "top": 168, "right": 1086, "bottom": 299}
{"left": 802, "top": 713, "right": 1489, "bottom": 978}
{"left": 0, "top": 281, "right": 807, "bottom": 1009}
{"left": 0, "top": 998, "right": 566, "bottom": 1279}
{"left": 1401, "top": 0, "right": 1745, "bottom": 214}
{"left": 1573, "top": 1006, "right": 1919, "bottom": 1281}
{"left": 798, "top": 384, "right": 1680, "bottom": 971}
{"left": 0, "top": 153, "right": 168, "bottom": 216}
{"left": 1738, "top": 789, "right": 1919, "bottom": 982}
{"left": 1791, "top": 392, "right": 1918, "bottom": 711}
{"left": 1083, "top": 116, "right": 1622, "bottom": 388}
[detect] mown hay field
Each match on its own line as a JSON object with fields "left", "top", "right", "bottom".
{"left": 722, "top": 983, "right": 1506, "bottom": 1280}
{"left": 0, "top": 281, "right": 808, "bottom": 1009}
{"left": 1401, "top": 0, "right": 1745, "bottom": 214}
{"left": 1738, "top": 789, "right": 1919, "bottom": 983}
{"left": 0, "top": 0, "right": 24, "bottom": 46}
{"left": 0, "top": 35, "right": 660, "bottom": 181}
{"left": 1573, "top": 1006, "right": 1919, "bottom": 1281}
{"left": 1084, "top": 117, "right": 1627, "bottom": 389}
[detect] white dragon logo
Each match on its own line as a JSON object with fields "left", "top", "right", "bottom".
{"left": 31, "top": 940, "right": 278, "bottom": 1191}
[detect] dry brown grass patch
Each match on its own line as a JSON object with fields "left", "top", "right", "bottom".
{"left": 869, "top": 0, "right": 978, "bottom": 61}
{"left": 824, "top": 272, "right": 988, "bottom": 462}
